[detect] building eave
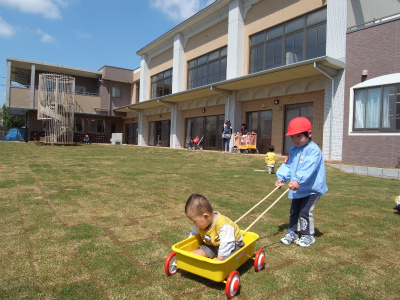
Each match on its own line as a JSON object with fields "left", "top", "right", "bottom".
{"left": 114, "top": 56, "right": 345, "bottom": 113}
{"left": 7, "top": 57, "right": 102, "bottom": 79}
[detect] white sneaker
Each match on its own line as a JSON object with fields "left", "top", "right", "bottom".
{"left": 280, "top": 230, "right": 299, "bottom": 245}
{"left": 296, "top": 235, "right": 315, "bottom": 247}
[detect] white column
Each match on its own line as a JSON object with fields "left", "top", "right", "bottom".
{"left": 326, "top": 0, "right": 347, "bottom": 61}
{"left": 138, "top": 110, "right": 148, "bottom": 146}
{"left": 170, "top": 104, "right": 183, "bottom": 148}
{"left": 225, "top": 91, "right": 242, "bottom": 152}
{"left": 226, "top": 0, "right": 244, "bottom": 80}
{"left": 170, "top": 32, "right": 185, "bottom": 149}
{"left": 139, "top": 54, "right": 149, "bottom": 102}
{"left": 30, "top": 64, "right": 36, "bottom": 109}
{"left": 172, "top": 33, "right": 184, "bottom": 93}
{"left": 5, "top": 59, "right": 11, "bottom": 107}
{"left": 322, "top": 70, "right": 345, "bottom": 161}
{"left": 322, "top": 0, "right": 347, "bottom": 160}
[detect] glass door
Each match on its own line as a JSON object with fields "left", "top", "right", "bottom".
{"left": 149, "top": 120, "right": 170, "bottom": 147}
{"left": 160, "top": 120, "right": 170, "bottom": 147}
{"left": 246, "top": 110, "right": 272, "bottom": 154}
{"left": 126, "top": 123, "right": 138, "bottom": 145}
{"left": 283, "top": 103, "right": 313, "bottom": 154}
{"left": 185, "top": 115, "right": 224, "bottom": 150}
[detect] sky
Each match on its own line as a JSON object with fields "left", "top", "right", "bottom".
{"left": 0, "top": 0, "right": 215, "bottom": 107}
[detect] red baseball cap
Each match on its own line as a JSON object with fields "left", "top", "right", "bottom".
{"left": 286, "top": 117, "right": 312, "bottom": 136}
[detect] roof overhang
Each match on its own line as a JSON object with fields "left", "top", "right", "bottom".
{"left": 115, "top": 56, "right": 345, "bottom": 113}
{"left": 7, "top": 57, "right": 102, "bottom": 79}
{"left": 136, "top": 0, "right": 230, "bottom": 56}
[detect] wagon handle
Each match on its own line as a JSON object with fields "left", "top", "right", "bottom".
{"left": 242, "top": 188, "right": 289, "bottom": 236}
{"left": 235, "top": 185, "right": 281, "bottom": 223}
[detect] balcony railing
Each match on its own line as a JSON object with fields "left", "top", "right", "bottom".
{"left": 10, "top": 83, "right": 100, "bottom": 96}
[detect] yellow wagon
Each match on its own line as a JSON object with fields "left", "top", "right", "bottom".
{"left": 232, "top": 133, "right": 258, "bottom": 154}
{"left": 164, "top": 231, "right": 264, "bottom": 299}
{"left": 164, "top": 187, "right": 289, "bottom": 298}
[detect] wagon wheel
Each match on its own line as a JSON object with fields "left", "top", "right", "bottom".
{"left": 254, "top": 249, "right": 265, "bottom": 272}
{"left": 255, "top": 149, "right": 259, "bottom": 154}
{"left": 225, "top": 270, "right": 240, "bottom": 299}
{"left": 164, "top": 252, "right": 178, "bottom": 276}
{"left": 244, "top": 149, "right": 249, "bottom": 154}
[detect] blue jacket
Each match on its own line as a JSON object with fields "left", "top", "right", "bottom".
{"left": 276, "top": 141, "right": 328, "bottom": 199}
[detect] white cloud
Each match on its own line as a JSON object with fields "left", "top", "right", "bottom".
{"left": 150, "top": 0, "right": 215, "bottom": 22}
{"left": 0, "top": 0, "right": 64, "bottom": 19}
{"left": 0, "top": 16, "right": 15, "bottom": 37}
{"left": 74, "top": 30, "right": 91, "bottom": 40}
{"left": 37, "top": 28, "right": 55, "bottom": 43}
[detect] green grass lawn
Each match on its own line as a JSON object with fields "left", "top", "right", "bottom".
{"left": 0, "top": 142, "right": 399, "bottom": 300}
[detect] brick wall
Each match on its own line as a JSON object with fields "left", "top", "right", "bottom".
{"left": 344, "top": 20, "right": 400, "bottom": 168}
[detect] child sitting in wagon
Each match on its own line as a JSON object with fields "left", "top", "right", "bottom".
{"left": 185, "top": 193, "right": 244, "bottom": 261}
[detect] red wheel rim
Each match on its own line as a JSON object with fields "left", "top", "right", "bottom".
{"left": 164, "top": 252, "right": 178, "bottom": 276}
{"left": 254, "top": 249, "right": 265, "bottom": 272}
{"left": 225, "top": 270, "right": 240, "bottom": 299}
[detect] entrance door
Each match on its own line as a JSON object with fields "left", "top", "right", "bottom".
{"left": 205, "top": 116, "right": 224, "bottom": 150}
{"left": 246, "top": 110, "right": 272, "bottom": 154}
{"left": 185, "top": 115, "right": 224, "bottom": 150}
{"left": 283, "top": 103, "right": 313, "bottom": 154}
{"left": 160, "top": 120, "right": 170, "bottom": 147}
{"left": 149, "top": 120, "right": 170, "bottom": 147}
{"left": 126, "top": 123, "right": 138, "bottom": 144}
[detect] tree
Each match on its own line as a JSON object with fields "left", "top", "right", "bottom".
{"left": 2, "top": 104, "right": 25, "bottom": 128}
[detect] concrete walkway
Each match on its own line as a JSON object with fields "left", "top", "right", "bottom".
{"left": 328, "top": 163, "right": 400, "bottom": 180}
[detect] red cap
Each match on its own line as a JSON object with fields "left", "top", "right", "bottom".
{"left": 286, "top": 117, "right": 312, "bottom": 136}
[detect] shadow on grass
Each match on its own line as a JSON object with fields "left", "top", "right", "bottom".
{"left": 257, "top": 223, "right": 324, "bottom": 249}
{"left": 175, "top": 252, "right": 257, "bottom": 297}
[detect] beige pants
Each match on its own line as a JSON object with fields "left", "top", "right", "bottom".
{"left": 267, "top": 164, "right": 275, "bottom": 174}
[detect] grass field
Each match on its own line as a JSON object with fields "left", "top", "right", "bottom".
{"left": 0, "top": 142, "right": 399, "bottom": 300}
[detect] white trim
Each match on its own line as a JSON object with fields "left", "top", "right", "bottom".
{"left": 348, "top": 132, "right": 400, "bottom": 136}
{"left": 348, "top": 73, "right": 400, "bottom": 135}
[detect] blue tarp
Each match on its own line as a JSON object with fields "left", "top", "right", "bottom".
{"left": 4, "top": 128, "right": 25, "bottom": 142}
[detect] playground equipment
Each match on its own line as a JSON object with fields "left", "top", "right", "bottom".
{"left": 37, "top": 73, "right": 75, "bottom": 144}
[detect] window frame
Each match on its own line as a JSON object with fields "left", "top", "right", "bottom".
{"left": 74, "top": 118, "right": 84, "bottom": 133}
{"left": 187, "top": 46, "right": 227, "bottom": 89}
{"left": 151, "top": 69, "right": 173, "bottom": 98}
{"left": 249, "top": 7, "right": 327, "bottom": 74}
{"left": 88, "top": 119, "right": 105, "bottom": 134}
{"left": 349, "top": 74, "right": 400, "bottom": 135}
{"left": 112, "top": 87, "right": 122, "bottom": 98}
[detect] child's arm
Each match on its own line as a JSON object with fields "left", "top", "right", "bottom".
{"left": 216, "top": 224, "right": 237, "bottom": 260}
{"left": 276, "top": 155, "right": 291, "bottom": 183}
{"left": 188, "top": 225, "right": 199, "bottom": 238}
{"left": 290, "top": 146, "right": 322, "bottom": 185}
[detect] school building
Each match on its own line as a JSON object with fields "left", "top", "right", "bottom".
{"left": 5, "top": 0, "right": 400, "bottom": 168}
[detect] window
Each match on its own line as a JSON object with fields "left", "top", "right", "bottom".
{"left": 88, "top": 119, "right": 105, "bottom": 134}
{"left": 151, "top": 69, "right": 172, "bottom": 98}
{"left": 353, "top": 85, "right": 400, "bottom": 132}
{"left": 74, "top": 118, "right": 84, "bottom": 133}
{"left": 187, "top": 47, "right": 227, "bottom": 89}
{"left": 112, "top": 87, "right": 122, "bottom": 98}
{"left": 249, "top": 7, "right": 326, "bottom": 73}
{"left": 75, "top": 86, "right": 86, "bottom": 95}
